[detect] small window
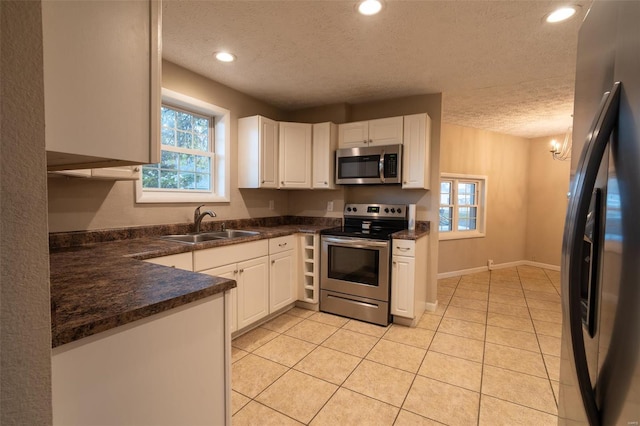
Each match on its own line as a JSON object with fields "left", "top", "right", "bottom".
{"left": 142, "top": 105, "right": 213, "bottom": 191}
{"left": 439, "top": 174, "right": 487, "bottom": 240}
{"left": 136, "top": 89, "right": 230, "bottom": 203}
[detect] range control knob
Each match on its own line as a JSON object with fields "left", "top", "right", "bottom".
{"left": 390, "top": 208, "right": 396, "bottom": 213}
{"left": 384, "top": 208, "right": 390, "bottom": 213}
{"left": 397, "top": 208, "right": 402, "bottom": 214}
{"left": 353, "top": 207, "right": 358, "bottom": 212}
{"left": 346, "top": 207, "right": 352, "bottom": 212}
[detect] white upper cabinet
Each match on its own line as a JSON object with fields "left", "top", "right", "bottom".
{"left": 312, "top": 122, "right": 338, "bottom": 189}
{"left": 50, "top": 166, "right": 141, "bottom": 181}
{"left": 238, "top": 115, "right": 279, "bottom": 188}
{"left": 338, "top": 116, "right": 404, "bottom": 148}
{"left": 402, "top": 113, "right": 432, "bottom": 189}
{"left": 42, "top": 0, "right": 161, "bottom": 171}
{"left": 279, "top": 122, "right": 312, "bottom": 189}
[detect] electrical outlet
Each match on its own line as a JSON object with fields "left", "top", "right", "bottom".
{"left": 327, "top": 201, "right": 334, "bottom": 212}
{"left": 487, "top": 259, "right": 494, "bottom": 270}
{"left": 269, "top": 200, "right": 274, "bottom": 210}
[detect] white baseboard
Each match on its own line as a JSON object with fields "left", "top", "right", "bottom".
{"left": 437, "top": 260, "right": 560, "bottom": 279}
{"left": 424, "top": 301, "right": 438, "bottom": 312}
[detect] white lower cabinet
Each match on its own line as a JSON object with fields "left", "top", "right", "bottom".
{"left": 236, "top": 256, "right": 270, "bottom": 329}
{"left": 269, "top": 235, "right": 296, "bottom": 312}
{"left": 52, "top": 293, "right": 229, "bottom": 425}
{"left": 202, "top": 264, "right": 239, "bottom": 333}
{"left": 391, "top": 254, "right": 415, "bottom": 318}
{"left": 391, "top": 237, "right": 428, "bottom": 326}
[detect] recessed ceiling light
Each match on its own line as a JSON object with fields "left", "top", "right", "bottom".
{"left": 214, "top": 51, "right": 236, "bottom": 63}
{"left": 546, "top": 6, "right": 578, "bottom": 23}
{"left": 358, "top": 0, "right": 383, "bottom": 16}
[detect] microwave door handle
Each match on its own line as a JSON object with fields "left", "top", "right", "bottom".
{"left": 379, "top": 149, "right": 385, "bottom": 183}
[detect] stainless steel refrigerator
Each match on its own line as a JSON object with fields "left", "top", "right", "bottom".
{"left": 558, "top": 1, "right": 640, "bottom": 425}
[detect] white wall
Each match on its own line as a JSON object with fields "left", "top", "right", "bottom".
{"left": 438, "top": 124, "right": 530, "bottom": 273}
{"left": 1, "top": 1, "right": 52, "bottom": 423}
{"left": 525, "top": 134, "right": 571, "bottom": 265}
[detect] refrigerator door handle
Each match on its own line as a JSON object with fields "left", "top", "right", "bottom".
{"left": 562, "top": 81, "right": 621, "bottom": 426}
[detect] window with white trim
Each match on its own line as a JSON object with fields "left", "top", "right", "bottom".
{"left": 439, "top": 174, "right": 487, "bottom": 240}
{"left": 136, "top": 89, "right": 230, "bottom": 203}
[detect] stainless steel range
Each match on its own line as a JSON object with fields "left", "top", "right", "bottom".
{"left": 320, "top": 203, "right": 407, "bottom": 326}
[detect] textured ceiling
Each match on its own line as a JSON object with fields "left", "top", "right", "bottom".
{"left": 163, "top": 0, "right": 590, "bottom": 138}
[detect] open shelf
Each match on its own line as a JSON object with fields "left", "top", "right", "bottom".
{"left": 299, "top": 233, "right": 319, "bottom": 303}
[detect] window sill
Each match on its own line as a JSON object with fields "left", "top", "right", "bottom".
{"left": 135, "top": 191, "right": 229, "bottom": 204}
{"left": 439, "top": 231, "right": 486, "bottom": 241}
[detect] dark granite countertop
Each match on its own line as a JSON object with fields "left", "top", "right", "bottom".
{"left": 50, "top": 223, "right": 336, "bottom": 348}
{"left": 391, "top": 221, "right": 431, "bottom": 240}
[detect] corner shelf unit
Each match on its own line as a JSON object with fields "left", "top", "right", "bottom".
{"left": 299, "top": 233, "right": 319, "bottom": 304}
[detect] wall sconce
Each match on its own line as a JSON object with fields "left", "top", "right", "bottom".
{"left": 550, "top": 127, "right": 572, "bottom": 161}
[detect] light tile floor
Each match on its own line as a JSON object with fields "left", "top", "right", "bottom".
{"left": 231, "top": 266, "right": 563, "bottom": 425}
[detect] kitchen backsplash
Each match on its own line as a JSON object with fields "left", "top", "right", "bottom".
{"left": 48, "top": 216, "right": 342, "bottom": 249}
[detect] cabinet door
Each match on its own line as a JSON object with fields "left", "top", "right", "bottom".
{"left": 43, "top": 0, "right": 160, "bottom": 169}
{"left": 144, "top": 252, "right": 193, "bottom": 271}
{"left": 260, "top": 117, "right": 279, "bottom": 188}
{"left": 202, "top": 264, "right": 238, "bottom": 333}
{"left": 236, "top": 256, "right": 269, "bottom": 329}
{"left": 90, "top": 166, "right": 141, "bottom": 181}
{"left": 279, "top": 122, "right": 312, "bottom": 188}
{"left": 391, "top": 255, "right": 415, "bottom": 319}
{"left": 402, "top": 113, "right": 431, "bottom": 189}
{"left": 368, "top": 116, "right": 404, "bottom": 146}
{"left": 338, "top": 121, "right": 369, "bottom": 148}
{"left": 312, "top": 122, "right": 338, "bottom": 189}
{"left": 269, "top": 251, "right": 295, "bottom": 312}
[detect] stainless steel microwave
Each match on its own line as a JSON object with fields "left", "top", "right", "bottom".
{"left": 335, "top": 144, "right": 402, "bottom": 185}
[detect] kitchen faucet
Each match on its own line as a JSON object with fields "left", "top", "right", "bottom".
{"left": 194, "top": 205, "right": 216, "bottom": 233}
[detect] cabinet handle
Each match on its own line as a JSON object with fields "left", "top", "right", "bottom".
{"left": 393, "top": 261, "right": 397, "bottom": 265}
{"left": 403, "top": 181, "right": 407, "bottom": 184}
{"left": 233, "top": 270, "right": 238, "bottom": 274}
{"left": 271, "top": 260, "right": 275, "bottom": 265}
{"left": 369, "top": 139, "right": 373, "bottom": 143}
{"left": 396, "top": 247, "right": 410, "bottom": 251}
{"left": 239, "top": 269, "right": 244, "bottom": 273}
{"left": 324, "top": 181, "right": 328, "bottom": 185}
{"left": 133, "top": 167, "right": 140, "bottom": 172}
{"left": 261, "top": 180, "right": 265, "bottom": 183}
{"left": 281, "top": 181, "right": 284, "bottom": 185}
{"left": 363, "top": 140, "right": 367, "bottom": 144}
{"left": 278, "top": 243, "right": 287, "bottom": 247}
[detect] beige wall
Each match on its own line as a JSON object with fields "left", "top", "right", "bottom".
{"left": 438, "top": 124, "right": 530, "bottom": 273}
{"left": 1, "top": 1, "right": 52, "bottom": 423}
{"left": 48, "top": 61, "right": 291, "bottom": 232}
{"left": 525, "top": 134, "right": 570, "bottom": 265}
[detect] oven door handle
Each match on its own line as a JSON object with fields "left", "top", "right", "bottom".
{"left": 322, "top": 237, "right": 389, "bottom": 249}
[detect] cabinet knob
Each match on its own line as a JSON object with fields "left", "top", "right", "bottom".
{"left": 239, "top": 269, "right": 244, "bottom": 273}
{"left": 392, "top": 261, "right": 397, "bottom": 265}
{"left": 234, "top": 270, "right": 238, "bottom": 274}
{"left": 363, "top": 140, "right": 367, "bottom": 144}
{"left": 261, "top": 180, "right": 265, "bottom": 183}
{"left": 403, "top": 181, "right": 407, "bottom": 184}
{"left": 281, "top": 181, "right": 284, "bottom": 185}
{"left": 324, "top": 181, "right": 328, "bottom": 185}
{"left": 271, "top": 260, "right": 275, "bottom": 265}
{"left": 133, "top": 167, "right": 140, "bottom": 172}
{"left": 279, "top": 243, "right": 287, "bottom": 247}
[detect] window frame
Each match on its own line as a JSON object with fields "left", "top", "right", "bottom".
{"left": 135, "top": 88, "right": 230, "bottom": 203}
{"left": 439, "top": 173, "right": 488, "bottom": 241}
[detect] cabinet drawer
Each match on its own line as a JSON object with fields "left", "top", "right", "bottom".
{"left": 144, "top": 252, "right": 193, "bottom": 271}
{"left": 269, "top": 235, "right": 295, "bottom": 254}
{"left": 392, "top": 239, "right": 415, "bottom": 257}
{"left": 193, "top": 240, "right": 269, "bottom": 272}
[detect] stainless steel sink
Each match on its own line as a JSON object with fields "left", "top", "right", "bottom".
{"left": 207, "top": 229, "right": 260, "bottom": 239}
{"left": 158, "top": 229, "right": 260, "bottom": 244}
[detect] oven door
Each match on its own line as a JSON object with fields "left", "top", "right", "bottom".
{"left": 321, "top": 236, "right": 390, "bottom": 302}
